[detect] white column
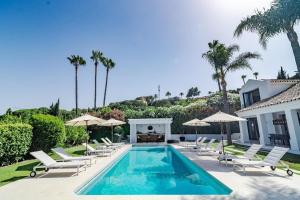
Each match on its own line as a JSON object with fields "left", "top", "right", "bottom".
{"left": 165, "top": 123, "right": 171, "bottom": 143}
{"left": 285, "top": 109, "right": 300, "bottom": 152}
{"left": 239, "top": 121, "right": 249, "bottom": 144}
{"left": 256, "top": 114, "right": 268, "bottom": 146}
{"left": 130, "top": 123, "right": 137, "bottom": 144}
{"left": 265, "top": 113, "right": 276, "bottom": 135}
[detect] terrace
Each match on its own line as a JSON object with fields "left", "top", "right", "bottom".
{"left": 0, "top": 143, "right": 300, "bottom": 200}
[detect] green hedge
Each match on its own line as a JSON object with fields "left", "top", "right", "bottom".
{"left": 0, "top": 115, "right": 23, "bottom": 124}
{"left": 0, "top": 123, "right": 33, "bottom": 165}
{"left": 65, "top": 126, "right": 88, "bottom": 145}
{"left": 30, "top": 114, "right": 65, "bottom": 152}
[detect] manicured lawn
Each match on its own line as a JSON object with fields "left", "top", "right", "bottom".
{"left": 0, "top": 145, "right": 89, "bottom": 187}
{"left": 224, "top": 143, "right": 300, "bottom": 173}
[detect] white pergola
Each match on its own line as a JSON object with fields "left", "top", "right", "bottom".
{"left": 128, "top": 118, "right": 173, "bottom": 143}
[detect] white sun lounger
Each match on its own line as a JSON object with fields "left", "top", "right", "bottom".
{"left": 52, "top": 147, "right": 97, "bottom": 165}
{"left": 219, "top": 144, "right": 262, "bottom": 165}
{"left": 105, "top": 137, "right": 124, "bottom": 146}
{"left": 232, "top": 146, "right": 293, "bottom": 176}
{"left": 180, "top": 136, "right": 202, "bottom": 147}
{"left": 239, "top": 144, "right": 262, "bottom": 160}
{"left": 186, "top": 137, "right": 207, "bottom": 150}
{"left": 198, "top": 141, "right": 223, "bottom": 155}
{"left": 30, "top": 151, "right": 87, "bottom": 177}
{"left": 101, "top": 138, "right": 119, "bottom": 149}
{"left": 203, "top": 138, "right": 216, "bottom": 149}
{"left": 93, "top": 139, "right": 109, "bottom": 150}
{"left": 82, "top": 143, "right": 113, "bottom": 156}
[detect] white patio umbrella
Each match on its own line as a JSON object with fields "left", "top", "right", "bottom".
{"left": 201, "top": 111, "right": 246, "bottom": 153}
{"left": 99, "top": 118, "right": 126, "bottom": 142}
{"left": 66, "top": 114, "right": 106, "bottom": 155}
{"left": 183, "top": 119, "right": 210, "bottom": 144}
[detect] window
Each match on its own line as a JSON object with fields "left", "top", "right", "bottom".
{"left": 243, "top": 88, "right": 261, "bottom": 107}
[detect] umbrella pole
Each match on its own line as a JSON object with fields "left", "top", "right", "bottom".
{"left": 220, "top": 122, "right": 225, "bottom": 154}
{"left": 111, "top": 125, "right": 113, "bottom": 142}
{"left": 85, "top": 121, "right": 88, "bottom": 156}
{"left": 195, "top": 129, "right": 198, "bottom": 145}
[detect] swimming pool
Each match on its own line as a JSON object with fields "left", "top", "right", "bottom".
{"left": 77, "top": 145, "right": 232, "bottom": 195}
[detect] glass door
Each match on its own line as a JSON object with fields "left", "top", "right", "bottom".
{"left": 247, "top": 117, "right": 260, "bottom": 141}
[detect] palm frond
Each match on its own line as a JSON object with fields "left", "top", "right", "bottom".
{"left": 226, "top": 52, "right": 261, "bottom": 73}
{"left": 212, "top": 72, "right": 220, "bottom": 80}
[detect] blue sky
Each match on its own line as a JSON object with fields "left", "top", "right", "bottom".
{"left": 0, "top": 0, "right": 299, "bottom": 113}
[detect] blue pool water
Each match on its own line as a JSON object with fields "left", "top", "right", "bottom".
{"left": 78, "top": 146, "right": 232, "bottom": 195}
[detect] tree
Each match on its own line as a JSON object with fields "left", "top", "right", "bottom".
{"left": 90, "top": 50, "right": 104, "bottom": 110}
{"left": 202, "top": 40, "right": 222, "bottom": 92}
{"left": 102, "top": 57, "right": 116, "bottom": 106}
{"left": 154, "top": 94, "right": 158, "bottom": 101}
{"left": 5, "top": 108, "right": 12, "bottom": 115}
{"left": 165, "top": 91, "right": 171, "bottom": 98}
{"left": 49, "top": 99, "right": 60, "bottom": 116}
{"left": 241, "top": 75, "right": 247, "bottom": 84}
{"left": 203, "top": 41, "right": 261, "bottom": 144}
{"left": 234, "top": 0, "right": 300, "bottom": 73}
{"left": 277, "top": 66, "right": 289, "bottom": 79}
{"left": 253, "top": 72, "right": 259, "bottom": 80}
{"left": 179, "top": 92, "right": 184, "bottom": 98}
{"left": 67, "top": 55, "right": 86, "bottom": 115}
{"left": 186, "top": 87, "right": 201, "bottom": 98}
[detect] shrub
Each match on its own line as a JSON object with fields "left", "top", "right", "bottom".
{"left": 12, "top": 108, "right": 50, "bottom": 123}
{"left": 154, "top": 107, "right": 170, "bottom": 118}
{"left": 0, "top": 115, "right": 23, "bottom": 123}
{"left": 151, "top": 99, "right": 172, "bottom": 107}
{"left": 102, "top": 109, "right": 125, "bottom": 121}
{"left": 109, "top": 100, "right": 147, "bottom": 110}
{"left": 0, "top": 123, "right": 33, "bottom": 165}
{"left": 65, "top": 126, "right": 88, "bottom": 145}
{"left": 114, "top": 125, "right": 125, "bottom": 141}
{"left": 30, "top": 114, "right": 65, "bottom": 152}
{"left": 142, "top": 107, "right": 156, "bottom": 118}
{"left": 124, "top": 109, "right": 143, "bottom": 119}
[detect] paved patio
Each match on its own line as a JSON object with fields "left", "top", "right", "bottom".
{"left": 0, "top": 144, "right": 299, "bottom": 200}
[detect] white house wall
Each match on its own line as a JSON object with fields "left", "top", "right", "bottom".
{"left": 239, "top": 80, "right": 294, "bottom": 108}
{"left": 237, "top": 100, "right": 300, "bottom": 153}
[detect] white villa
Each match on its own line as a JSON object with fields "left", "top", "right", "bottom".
{"left": 236, "top": 79, "right": 300, "bottom": 154}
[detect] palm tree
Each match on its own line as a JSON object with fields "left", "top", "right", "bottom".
{"left": 67, "top": 55, "right": 86, "bottom": 115}
{"left": 241, "top": 75, "right": 247, "bottom": 84}
{"left": 253, "top": 72, "right": 259, "bottom": 80}
{"left": 202, "top": 40, "right": 222, "bottom": 92}
{"left": 179, "top": 92, "right": 184, "bottom": 98}
{"left": 203, "top": 41, "right": 261, "bottom": 144}
{"left": 165, "top": 91, "right": 171, "bottom": 98}
{"left": 234, "top": 0, "right": 300, "bottom": 73}
{"left": 90, "top": 50, "right": 104, "bottom": 110}
{"left": 102, "top": 57, "right": 115, "bottom": 106}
